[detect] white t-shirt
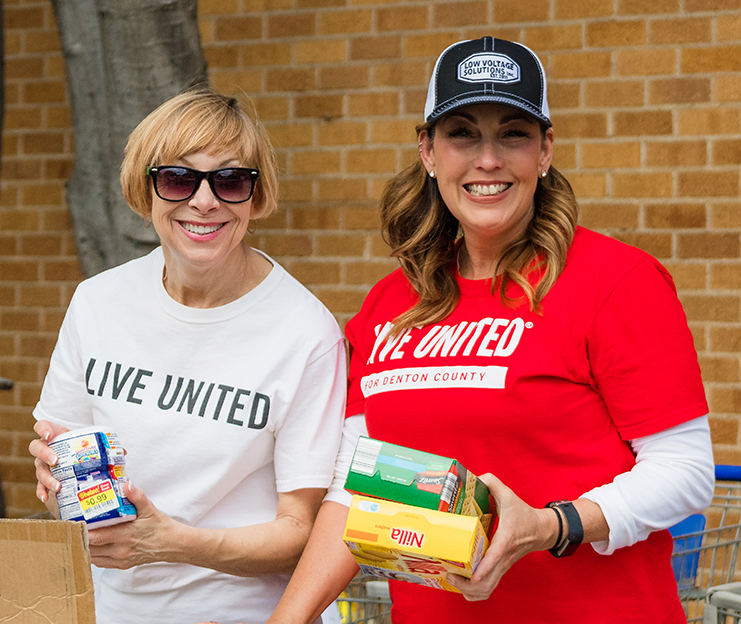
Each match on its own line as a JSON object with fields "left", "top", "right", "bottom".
{"left": 34, "top": 247, "right": 347, "bottom": 624}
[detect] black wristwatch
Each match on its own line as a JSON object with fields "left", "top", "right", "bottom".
{"left": 546, "top": 500, "right": 583, "bottom": 558}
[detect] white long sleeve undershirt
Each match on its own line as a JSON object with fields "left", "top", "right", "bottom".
{"left": 325, "top": 414, "right": 715, "bottom": 555}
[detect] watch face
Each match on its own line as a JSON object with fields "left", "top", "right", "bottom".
{"left": 546, "top": 501, "right": 583, "bottom": 558}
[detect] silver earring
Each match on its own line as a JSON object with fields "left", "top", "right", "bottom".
{"left": 429, "top": 171, "right": 435, "bottom": 178}
{"left": 540, "top": 170, "right": 547, "bottom": 178}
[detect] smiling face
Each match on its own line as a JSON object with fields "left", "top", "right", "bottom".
{"left": 151, "top": 149, "right": 254, "bottom": 276}
{"left": 420, "top": 103, "right": 553, "bottom": 259}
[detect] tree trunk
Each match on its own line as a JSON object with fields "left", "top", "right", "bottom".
{"left": 52, "top": 0, "right": 208, "bottom": 276}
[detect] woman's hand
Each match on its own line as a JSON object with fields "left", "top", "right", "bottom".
{"left": 87, "top": 481, "right": 178, "bottom": 569}
{"left": 447, "top": 473, "right": 559, "bottom": 601}
{"left": 29, "top": 420, "right": 70, "bottom": 506}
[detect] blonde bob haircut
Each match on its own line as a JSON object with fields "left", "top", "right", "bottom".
{"left": 121, "top": 86, "right": 278, "bottom": 220}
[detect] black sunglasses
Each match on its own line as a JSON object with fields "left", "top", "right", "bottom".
{"left": 147, "top": 166, "right": 260, "bottom": 204}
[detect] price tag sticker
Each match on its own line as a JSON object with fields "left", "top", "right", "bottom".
{"left": 78, "top": 479, "right": 119, "bottom": 520}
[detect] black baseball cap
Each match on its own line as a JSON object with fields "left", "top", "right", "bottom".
{"left": 424, "top": 37, "right": 551, "bottom": 127}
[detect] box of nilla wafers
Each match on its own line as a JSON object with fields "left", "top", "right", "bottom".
{"left": 342, "top": 437, "right": 496, "bottom": 592}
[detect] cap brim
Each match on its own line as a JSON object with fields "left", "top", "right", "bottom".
{"left": 427, "top": 93, "right": 552, "bottom": 128}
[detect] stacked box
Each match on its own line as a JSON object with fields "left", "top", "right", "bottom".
{"left": 343, "top": 437, "right": 496, "bottom": 592}
{"left": 345, "top": 436, "right": 494, "bottom": 530}
{"left": 343, "top": 495, "right": 489, "bottom": 593}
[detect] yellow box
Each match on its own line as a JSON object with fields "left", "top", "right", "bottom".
{"left": 343, "top": 495, "right": 489, "bottom": 593}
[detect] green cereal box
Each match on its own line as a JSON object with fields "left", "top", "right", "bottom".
{"left": 344, "top": 436, "right": 494, "bottom": 532}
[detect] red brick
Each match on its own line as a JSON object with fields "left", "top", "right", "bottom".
{"left": 678, "top": 233, "right": 740, "bottom": 259}
{"left": 613, "top": 233, "right": 673, "bottom": 258}
{"left": 686, "top": 0, "right": 741, "bottom": 11}
{"left": 319, "top": 9, "right": 372, "bottom": 35}
{"left": 268, "top": 13, "right": 316, "bottom": 38}
{"left": 378, "top": 6, "right": 429, "bottom": 31}
{"left": 682, "top": 45, "right": 741, "bottom": 74}
{"left": 616, "top": 49, "right": 677, "bottom": 76}
{"left": 266, "top": 68, "right": 315, "bottom": 93}
{"left": 549, "top": 113, "right": 608, "bottom": 138}
{"left": 578, "top": 203, "right": 640, "bottom": 229}
{"left": 681, "top": 109, "right": 741, "bottom": 136}
{"left": 645, "top": 141, "right": 707, "bottom": 167}
{"left": 432, "top": 2, "right": 487, "bottom": 28}
{"left": 649, "top": 17, "right": 712, "bottom": 44}
{"left": 649, "top": 78, "right": 711, "bottom": 105}
{"left": 555, "top": 0, "right": 613, "bottom": 18}
{"left": 614, "top": 172, "right": 673, "bottom": 198}
{"left": 585, "top": 81, "right": 645, "bottom": 107}
{"left": 581, "top": 142, "right": 641, "bottom": 169}
{"left": 495, "top": 0, "right": 550, "bottom": 22}
{"left": 524, "top": 25, "right": 582, "bottom": 51}
{"left": 214, "top": 16, "right": 262, "bottom": 41}
{"left": 551, "top": 52, "right": 611, "bottom": 79}
{"left": 618, "top": 0, "right": 680, "bottom": 14}
{"left": 291, "top": 207, "right": 341, "bottom": 230}
{"left": 373, "top": 61, "right": 427, "bottom": 87}
{"left": 711, "top": 263, "right": 741, "bottom": 289}
{"left": 317, "top": 234, "right": 367, "bottom": 257}
{"left": 295, "top": 95, "right": 343, "bottom": 119}
{"left": 678, "top": 172, "right": 739, "bottom": 198}
{"left": 614, "top": 111, "right": 673, "bottom": 136}
{"left": 645, "top": 204, "right": 706, "bottom": 229}
{"left": 350, "top": 36, "right": 402, "bottom": 61}
{"left": 317, "top": 179, "right": 369, "bottom": 202}
{"left": 586, "top": 21, "right": 646, "bottom": 47}
{"left": 680, "top": 295, "right": 740, "bottom": 322}
{"left": 319, "top": 65, "right": 370, "bottom": 90}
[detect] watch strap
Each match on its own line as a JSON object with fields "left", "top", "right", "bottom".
{"left": 546, "top": 500, "right": 583, "bottom": 557}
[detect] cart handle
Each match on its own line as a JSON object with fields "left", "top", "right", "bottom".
{"left": 715, "top": 465, "right": 741, "bottom": 481}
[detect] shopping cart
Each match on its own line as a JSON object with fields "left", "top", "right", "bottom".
{"left": 671, "top": 465, "right": 741, "bottom": 623}
{"left": 336, "top": 574, "right": 391, "bottom": 624}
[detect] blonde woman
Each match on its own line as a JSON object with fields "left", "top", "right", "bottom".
{"left": 29, "top": 88, "right": 346, "bottom": 624}
{"left": 265, "top": 38, "right": 714, "bottom": 624}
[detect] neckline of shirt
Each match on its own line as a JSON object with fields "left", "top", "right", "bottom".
{"left": 151, "top": 246, "right": 282, "bottom": 323}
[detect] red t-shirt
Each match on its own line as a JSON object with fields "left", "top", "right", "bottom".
{"left": 345, "top": 227, "right": 707, "bottom": 624}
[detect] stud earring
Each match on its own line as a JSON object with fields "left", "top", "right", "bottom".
{"left": 429, "top": 171, "right": 435, "bottom": 178}
{"left": 540, "top": 170, "right": 547, "bottom": 178}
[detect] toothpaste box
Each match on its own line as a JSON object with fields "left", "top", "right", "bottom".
{"left": 345, "top": 436, "right": 494, "bottom": 533}
{"left": 343, "top": 495, "right": 490, "bottom": 593}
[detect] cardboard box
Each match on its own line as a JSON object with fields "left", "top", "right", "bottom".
{"left": 343, "top": 495, "right": 489, "bottom": 593}
{"left": 345, "top": 436, "right": 494, "bottom": 526}
{"left": 0, "top": 519, "right": 95, "bottom": 623}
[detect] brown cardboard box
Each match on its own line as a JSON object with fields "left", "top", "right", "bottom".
{"left": 0, "top": 519, "right": 95, "bottom": 623}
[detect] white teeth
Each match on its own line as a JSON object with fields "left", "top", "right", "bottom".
{"left": 182, "top": 222, "right": 224, "bottom": 235}
{"left": 466, "top": 183, "right": 511, "bottom": 197}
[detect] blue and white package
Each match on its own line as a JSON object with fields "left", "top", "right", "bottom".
{"left": 49, "top": 426, "right": 136, "bottom": 528}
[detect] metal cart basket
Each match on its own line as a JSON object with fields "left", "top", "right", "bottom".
{"left": 336, "top": 574, "right": 391, "bottom": 624}
{"left": 702, "top": 583, "right": 741, "bottom": 624}
{"left": 672, "top": 466, "right": 741, "bottom": 623}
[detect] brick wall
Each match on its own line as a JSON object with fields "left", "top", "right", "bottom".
{"left": 0, "top": 0, "right": 739, "bottom": 517}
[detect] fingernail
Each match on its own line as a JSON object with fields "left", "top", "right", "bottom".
{"left": 43, "top": 431, "right": 51, "bottom": 441}
{"left": 55, "top": 481, "right": 61, "bottom": 493}
{"left": 49, "top": 454, "right": 58, "bottom": 466}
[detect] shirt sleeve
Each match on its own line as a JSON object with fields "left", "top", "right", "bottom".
{"left": 582, "top": 415, "right": 715, "bottom": 554}
{"left": 586, "top": 259, "right": 708, "bottom": 440}
{"left": 273, "top": 337, "right": 348, "bottom": 492}
{"left": 324, "top": 414, "right": 367, "bottom": 506}
{"left": 33, "top": 290, "right": 95, "bottom": 429}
